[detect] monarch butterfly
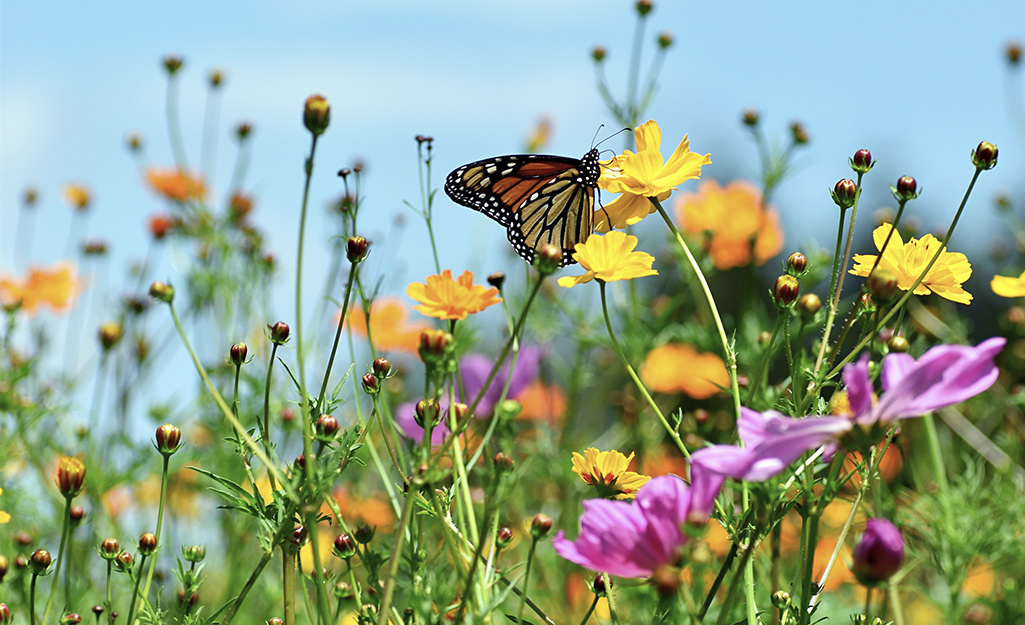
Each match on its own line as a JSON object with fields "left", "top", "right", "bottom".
{"left": 444, "top": 148, "right": 602, "bottom": 267}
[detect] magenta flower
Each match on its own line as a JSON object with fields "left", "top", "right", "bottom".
{"left": 552, "top": 475, "right": 702, "bottom": 578}
{"left": 852, "top": 518, "right": 904, "bottom": 585}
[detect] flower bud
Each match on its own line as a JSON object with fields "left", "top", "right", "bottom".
{"left": 893, "top": 176, "right": 918, "bottom": 201}
{"left": 773, "top": 274, "right": 800, "bottom": 308}
{"left": 333, "top": 534, "right": 357, "bottom": 559}
{"left": 162, "top": 55, "right": 183, "bottom": 74}
{"left": 534, "top": 244, "right": 563, "bottom": 275}
{"left": 61, "top": 614, "right": 82, "bottom": 624}
{"left": 148, "top": 281, "right": 174, "bottom": 303}
{"left": 100, "top": 538, "right": 121, "bottom": 560}
{"left": 114, "top": 551, "right": 134, "bottom": 572}
{"left": 155, "top": 423, "right": 182, "bottom": 456}
{"left": 149, "top": 213, "right": 174, "bottom": 240}
{"left": 346, "top": 236, "right": 369, "bottom": 263}
{"left": 867, "top": 269, "right": 899, "bottom": 302}
{"left": 268, "top": 321, "right": 290, "bottom": 345}
{"left": 657, "top": 31, "right": 674, "bottom": 48}
{"left": 852, "top": 518, "right": 904, "bottom": 586}
{"left": 592, "top": 573, "right": 612, "bottom": 596}
{"left": 771, "top": 590, "right": 790, "bottom": 609}
{"left": 372, "top": 357, "right": 391, "bottom": 379}
{"left": 832, "top": 179, "right": 858, "bottom": 209}
{"left": 0, "top": 556, "right": 7, "bottom": 583}
{"left": 445, "top": 402, "right": 468, "bottom": 427}
{"left": 15, "top": 555, "right": 27, "bottom": 570}
{"left": 785, "top": 252, "right": 807, "bottom": 275}
{"left": 887, "top": 335, "right": 910, "bottom": 353}
{"left": 303, "top": 95, "right": 330, "bottom": 137}
{"left": 315, "top": 415, "right": 339, "bottom": 441}
{"left": 797, "top": 293, "right": 822, "bottom": 319}
{"left": 334, "top": 581, "right": 355, "bottom": 600}
{"left": 361, "top": 372, "right": 380, "bottom": 395}
{"left": 972, "top": 141, "right": 998, "bottom": 170}
{"left": 1008, "top": 42, "right": 1022, "bottom": 65}
{"left": 70, "top": 504, "right": 86, "bottom": 525}
{"left": 757, "top": 331, "right": 772, "bottom": 345}
{"left": 92, "top": 606, "right": 104, "bottom": 617}
{"left": 635, "top": 0, "right": 652, "bottom": 16}
{"left": 30, "top": 549, "right": 52, "bottom": 575}
{"left": 742, "top": 108, "right": 759, "bottom": 126}
{"left": 530, "top": 513, "right": 553, "bottom": 538}
{"left": 418, "top": 329, "right": 453, "bottom": 363}
{"left": 857, "top": 292, "right": 876, "bottom": 314}
{"left": 414, "top": 399, "right": 441, "bottom": 429}
{"left": 493, "top": 452, "right": 514, "bottom": 473}
{"left": 790, "top": 122, "right": 810, "bottom": 145}
{"left": 268, "top": 619, "right": 284, "bottom": 625}
{"left": 139, "top": 532, "right": 158, "bottom": 556}
{"left": 0, "top": 604, "right": 10, "bottom": 625}
{"left": 81, "top": 240, "right": 108, "bottom": 256}
{"left": 57, "top": 456, "right": 86, "bottom": 499}
{"left": 229, "top": 342, "right": 248, "bottom": 365}
{"left": 354, "top": 524, "right": 375, "bottom": 545}
{"left": 496, "top": 527, "right": 514, "bottom": 549}
{"left": 183, "top": 544, "right": 206, "bottom": 562}
{"left": 16, "top": 531, "right": 32, "bottom": 547}
{"left": 487, "top": 271, "right": 506, "bottom": 291}
{"left": 236, "top": 121, "right": 253, "bottom": 139}
{"left": 208, "top": 68, "right": 224, "bottom": 88}
{"left": 591, "top": 46, "right": 606, "bottom": 62}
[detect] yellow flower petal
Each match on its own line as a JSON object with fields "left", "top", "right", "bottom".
{"left": 992, "top": 271, "right": 1025, "bottom": 298}
{"left": 570, "top": 448, "right": 651, "bottom": 500}
{"left": 559, "top": 231, "right": 657, "bottom": 287}
{"left": 407, "top": 270, "right": 502, "bottom": 320}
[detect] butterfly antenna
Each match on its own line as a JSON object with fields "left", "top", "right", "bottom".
{"left": 595, "top": 127, "right": 631, "bottom": 149}
{"left": 590, "top": 124, "right": 606, "bottom": 150}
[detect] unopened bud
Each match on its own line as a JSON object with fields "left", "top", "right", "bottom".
{"left": 30, "top": 549, "right": 52, "bottom": 575}
{"left": 162, "top": 55, "right": 183, "bottom": 75}
{"left": 797, "top": 293, "right": 822, "bottom": 320}
{"left": 790, "top": 122, "right": 810, "bottom": 145}
{"left": 57, "top": 456, "right": 86, "bottom": 499}
{"left": 155, "top": 423, "right": 182, "bottom": 456}
{"left": 972, "top": 141, "right": 998, "bottom": 170}
{"left": 635, "top": 0, "right": 652, "bottom": 16}
{"left": 372, "top": 358, "right": 391, "bottom": 379}
{"left": 591, "top": 46, "right": 606, "bottom": 62}
{"left": 229, "top": 342, "right": 248, "bottom": 365}
{"left": 208, "top": 69, "right": 224, "bottom": 88}
{"left": 361, "top": 372, "right": 380, "bottom": 395}
{"left": 303, "top": 95, "right": 330, "bottom": 137}
{"left": 534, "top": 244, "right": 563, "bottom": 275}
{"left": 887, "top": 335, "right": 910, "bottom": 353}
{"left": 867, "top": 269, "right": 899, "bottom": 301}
{"left": 347, "top": 236, "right": 369, "bottom": 263}
{"left": 496, "top": 527, "right": 514, "bottom": 549}
{"left": 139, "top": 532, "right": 158, "bottom": 556}
{"left": 114, "top": 551, "right": 134, "bottom": 572}
{"left": 183, "top": 544, "right": 206, "bottom": 562}
{"left": 333, "top": 534, "right": 357, "bottom": 559}
{"left": 100, "top": 538, "right": 120, "bottom": 560}
{"left": 531, "top": 513, "right": 553, "bottom": 538}
{"left": 414, "top": 399, "right": 441, "bottom": 429}
{"left": 236, "top": 122, "right": 253, "bottom": 139}
{"left": 785, "top": 252, "right": 807, "bottom": 275}
{"left": 487, "top": 271, "right": 506, "bottom": 291}
{"left": 893, "top": 176, "right": 918, "bottom": 201}
{"left": 771, "top": 590, "right": 790, "bottom": 609}
{"left": 148, "top": 280, "right": 174, "bottom": 304}
{"left": 851, "top": 148, "right": 873, "bottom": 173}
{"left": 268, "top": 321, "right": 290, "bottom": 344}
{"left": 0, "top": 604, "right": 9, "bottom": 625}
{"left": 354, "top": 524, "right": 375, "bottom": 545}
{"left": 60, "top": 614, "right": 82, "bottom": 625}
{"left": 493, "top": 452, "right": 514, "bottom": 473}
{"left": 742, "top": 108, "right": 759, "bottom": 126}
{"left": 268, "top": 619, "right": 284, "bottom": 625}
{"left": 315, "top": 415, "right": 339, "bottom": 441}
{"left": 832, "top": 179, "right": 858, "bottom": 209}
{"left": 1008, "top": 42, "right": 1022, "bottom": 65}
{"left": 657, "top": 31, "right": 674, "bottom": 48}
{"left": 592, "top": 573, "right": 612, "bottom": 596}
{"left": 418, "top": 329, "right": 453, "bottom": 363}
{"left": 773, "top": 274, "right": 800, "bottom": 308}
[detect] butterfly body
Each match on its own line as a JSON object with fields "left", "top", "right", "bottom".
{"left": 445, "top": 148, "right": 600, "bottom": 266}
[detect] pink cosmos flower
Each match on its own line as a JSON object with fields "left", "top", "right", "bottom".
{"left": 552, "top": 474, "right": 703, "bottom": 578}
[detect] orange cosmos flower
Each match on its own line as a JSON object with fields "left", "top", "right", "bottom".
{"left": 640, "top": 343, "right": 729, "bottom": 400}
{"left": 148, "top": 213, "right": 175, "bottom": 240}
{"left": 343, "top": 298, "right": 431, "bottom": 354}
{"left": 849, "top": 223, "right": 972, "bottom": 304}
{"left": 406, "top": 270, "right": 502, "bottom": 321}
{"left": 330, "top": 487, "right": 397, "bottom": 533}
{"left": 145, "top": 167, "right": 207, "bottom": 202}
{"left": 0, "top": 263, "right": 80, "bottom": 315}
{"left": 63, "top": 184, "right": 91, "bottom": 211}
{"left": 516, "top": 379, "right": 567, "bottom": 425}
{"left": 596, "top": 120, "right": 712, "bottom": 231}
{"left": 675, "top": 179, "right": 784, "bottom": 270}
{"left": 571, "top": 448, "right": 651, "bottom": 500}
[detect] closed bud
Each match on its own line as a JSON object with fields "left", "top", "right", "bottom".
{"left": 346, "top": 236, "right": 369, "bottom": 263}
{"left": 771, "top": 590, "right": 790, "bottom": 609}
{"left": 92, "top": 606, "right": 104, "bottom": 617}
{"left": 114, "top": 551, "right": 134, "bottom": 572}
{"left": 229, "top": 342, "right": 248, "bottom": 365}
{"left": 361, "top": 372, "right": 380, "bottom": 395}
{"left": 487, "top": 271, "right": 506, "bottom": 291}
{"left": 867, "top": 269, "right": 899, "bottom": 301}
{"left": 887, "top": 335, "right": 910, "bottom": 353}
{"left": 0, "top": 604, "right": 9, "bottom": 625}
{"left": 651, "top": 564, "right": 679, "bottom": 596}
{"left": 0, "top": 555, "right": 7, "bottom": 583}
{"left": 592, "top": 46, "right": 606, "bottom": 62}
{"left": 236, "top": 121, "right": 253, "bottom": 139}
{"left": 268, "top": 619, "right": 284, "bottom": 625}
{"left": 592, "top": 573, "right": 612, "bottom": 596}
{"left": 155, "top": 423, "right": 182, "bottom": 456}
{"left": 858, "top": 292, "right": 876, "bottom": 313}
{"left": 354, "top": 524, "right": 375, "bottom": 545}
{"left": 773, "top": 274, "right": 800, "bottom": 308}
{"left": 790, "top": 121, "right": 810, "bottom": 145}
{"left": 1008, "top": 42, "right": 1022, "bottom": 65}
{"left": 126, "top": 133, "right": 143, "bottom": 151}
{"left": 148, "top": 280, "right": 174, "bottom": 303}
{"left": 414, "top": 399, "right": 441, "bottom": 429}
{"left": 635, "top": 0, "right": 653, "bottom": 16}
{"left": 315, "top": 415, "right": 339, "bottom": 441}
{"left": 852, "top": 518, "right": 904, "bottom": 585}
{"left": 797, "top": 293, "right": 822, "bottom": 319}
{"left": 742, "top": 108, "right": 759, "bottom": 126}
{"left": 496, "top": 527, "right": 514, "bottom": 548}
{"left": 531, "top": 513, "right": 553, "bottom": 538}
{"left": 493, "top": 452, "right": 514, "bottom": 473}
{"left": 138, "top": 532, "right": 158, "bottom": 556}
{"left": 372, "top": 358, "right": 391, "bottom": 379}
{"left": 100, "top": 538, "right": 121, "bottom": 560}
{"left": 162, "top": 55, "right": 183, "bottom": 74}
{"left": 70, "top": 505, "right": 86, "bottom": 525}
{"left": 445, "top": 402, "right": 468, "bottom": 426}
{"left": 418, "top": 329, "right": 453, "bottom": 363}
{"left": 303, "top": 95, "right": 330, "bottom": 137}
{"left": 57, "top": 456, "right": 86, "bottom": 498}
{"left": 208, "top": 68, "right": 224, "bottom": 87}
{"left": 60, "top": 614, "right": 82, "bottom": 625}
{"left": 415, "top": 134, "right": 434, "bottom": 145}
{"left": 333, "top": 534, "right": 357, "bottom": 559}
{"left": 183, "top": 544, "right": 206, "bottom": 562}
{"left": 29, "top": 549, "right": 52, "bottom": 573}
{"left": 16, "top": 531, "right": 32, "bottom": 547}
{"left": 785, "top": 252, "right": 807, "bottom": 275}
{"left": 757, "top": 331, "right": 772, "bottom": 345}
{"left": 893, "top": 176, "right": 918, "bottom": 201}
{"left": 851, "top": 148, "right": 873, "bottom": 173}
{"left": 268, "top": 321, "right": 290, "bottom": 344}
{"left": 832, "top": 179, "right": 858, "bottom": 209}
{"left": 972, "top": 141, "right": 998, "bottom": 170}
{"left": 333, "top": 581, "right": 354, "bottom": 600}
{"left": 534, "top": 244, "right": 563, "bottom": 275}
{"left": 657, "top": 31, "right": 674, "bottom": 48}
{"left": 99, "top": 322, "right": 124, "bottom": 351}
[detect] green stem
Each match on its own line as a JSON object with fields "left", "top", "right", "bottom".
{"left": 514, "top": 540, "right": 540, "bottom": 625}
{"left": 41, "top": 497, "right": 72, "bottom": 625}
{"left": 283, "top": 547, "right": 296, "bottom": 625}
{"left": 263, "top": 342, "right": 280, "bottom": 490}
{"left": 716, "top": 534, "right": 758, "bottom": 625}
{"left": 316, "top": 261, "right": 359, "bottom": 411}
{"left": 140, "top": 455, "right": 170, "bottom": 600}
{"left": 652, "top": 198, "right": 741, "bottom": 421}
{"left": 599, "top": 281, "right": 688, "bottom": 458}
{"left": 377, "top": 481, "right": 418, "bottom": 625}
{"left": 746, "top": 310, "right": 785, "bottom": 405}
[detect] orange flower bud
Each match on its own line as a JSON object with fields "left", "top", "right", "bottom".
{"left": 56, "top": 456, "right": 86, "bottom": 498}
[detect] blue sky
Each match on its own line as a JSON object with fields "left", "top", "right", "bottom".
{"left": 2, "top": 1, "right": 1023, "bottom": 325}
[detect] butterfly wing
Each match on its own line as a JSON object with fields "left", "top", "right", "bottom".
{"left": 445, "top": 151, "right": 599, "bottom": 266}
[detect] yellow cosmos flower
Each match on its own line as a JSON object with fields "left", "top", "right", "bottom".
{"left": 675, "top": 180, "right": 784, "bottom": 270}
{"left": 407, "top": 270, "right": 502, "bottom": 320}
{"left": 0, "top": 262, "right": 80, "bottom": 315}
{"left": 571, "top": 448, "right": 651, "bottom": 500}
{"left": 595, "top": 119, "right": 711, "bottom": 231}
{"left": 849, "top": 224, "right": 973, "bottom": 304}
{"left": 0, "top": 488, "right": 10, "bottom": 524}
{"left": 991, "top": 270, "right": 1025, "bottom": 298}
{"left": 557, "top": 231, "right": 657, "bottom": 288}
{"left": 640, "top": 343, "right": 730, "bottom": 400}
{"left": 63, "top": 184, "right": 91, "bottom": 210}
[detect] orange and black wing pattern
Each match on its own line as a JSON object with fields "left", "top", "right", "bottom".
{"left": 445, "top": 149, "right": 600, "bottom": 266}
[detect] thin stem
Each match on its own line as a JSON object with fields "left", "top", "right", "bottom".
{"left": 746, "top": 310, "right": 785, "bottom": 404}
{"left": 140, "top": 455, "right": 170, "bottom": 599}
{"left": 316, "top": 261, "right": 359, "bottom": 410}
{"left": 41, "top": 497, "right": 73, "bottom": 625}
{"left": 166, "top": 71, "right": 189, "bottom": 171}
{"left": 514, "top": 540, "right": 540, "bottom": 625}
{"left": 715, "top": 534, "right": 758, "bottom": 625}
{"left": 262, "top": 342, "right": 280, "bottom": 490}
{"left": 376, "top": 481, "right": 418, "bottom": 625}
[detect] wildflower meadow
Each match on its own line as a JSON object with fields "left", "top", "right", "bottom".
{"left": 3, "top": 3, "right": 1025, "bottom": 625}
